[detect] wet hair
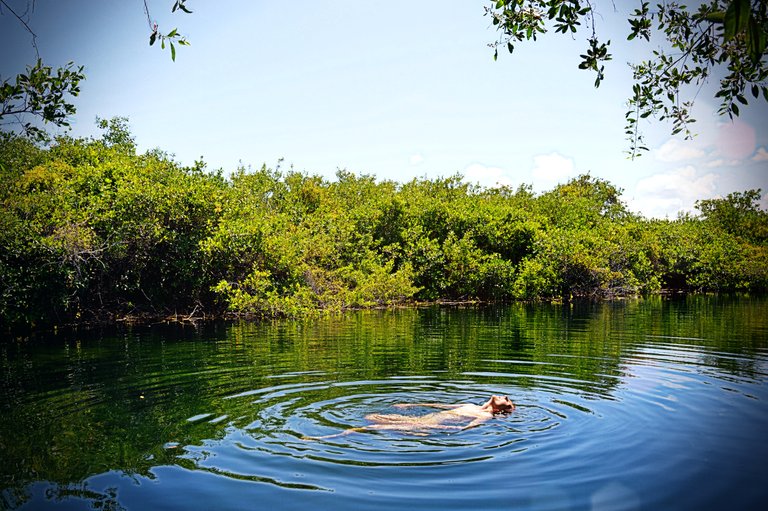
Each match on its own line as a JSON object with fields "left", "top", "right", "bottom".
{"left": 491, "top": 396, "right": 514, "bottom": 414}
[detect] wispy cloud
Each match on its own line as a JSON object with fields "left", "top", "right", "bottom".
{"left": 409, "top": 153, "right": 424, "bottom": 166}
{"left": 531, "top": 152, "right": 576, "bottom": 190}
{"left": 655, "top": 119, "right": 763, "bottom": 168}
{"left": 629, "top": 165, "right": 718, "bottom": 218}
{"left": 655, "top": 138, "right": 705, "bottom": 162}
{"left": 704, "top": 158, "right": 741, "bottom": 168}
{"left": 462, "top": 163, "right": 513, "bottom": 188}
{"left": 752, "top": 146, "right": 768, "bottom": 162}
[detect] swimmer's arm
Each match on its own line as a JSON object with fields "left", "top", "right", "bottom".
{"left": 302, "top": 427, "right": 367, "bottom": 440}
{"left": 392, "top": 403, "right": 463, "bottom": 409}
{"left": 462, "top": 417, "right": 489, "bottom": 430}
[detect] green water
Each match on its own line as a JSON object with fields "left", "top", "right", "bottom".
{"left": 1, "top": 296, "right": 767, "bottom": 510}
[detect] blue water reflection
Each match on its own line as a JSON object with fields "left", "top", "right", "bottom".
{"left": 1, "top": 296, "right": 766, "bottom": 510}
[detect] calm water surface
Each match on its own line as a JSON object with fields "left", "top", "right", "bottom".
{"left": 1, "top": 296, "right": 767, "bottom": 510}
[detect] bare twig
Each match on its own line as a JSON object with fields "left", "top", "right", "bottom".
{"left": 0, "top": 0, "right": 39, "bottom": 57}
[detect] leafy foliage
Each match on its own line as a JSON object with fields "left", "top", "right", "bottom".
{"left": 486, "top": 0, "right": 768, "bottom": 158}
{"left": 144, "top": 0, "right": 193, "bottom": 61}
{"left": 0, "top": 59, "right": 85, "bottom": 141}
{"left": 1, "top": 121, "right": 766, "bottom": 329}
{"left": 0, "top": 1, "right": 189, "bottom": 138}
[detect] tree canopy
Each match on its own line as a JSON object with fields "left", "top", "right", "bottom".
{"left": 2, "top": 121, "right": 766, "bottom": 329}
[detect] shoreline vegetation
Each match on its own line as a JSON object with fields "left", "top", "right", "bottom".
{"left": 2, "top": 119, "right": 767, "bottom": 331}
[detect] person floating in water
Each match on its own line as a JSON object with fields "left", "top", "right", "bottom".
{"left": 303, "top": 395, "right": 514, "bottom": 440}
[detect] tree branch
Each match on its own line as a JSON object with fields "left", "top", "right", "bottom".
{"left": 0, "top": 0, "right": 39, "bottom": 57}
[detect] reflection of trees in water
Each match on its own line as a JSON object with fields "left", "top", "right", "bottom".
{"left": 0, "top": 295, "right": 766, "bottom": 506}
{"left": 2, "top": 483, "right": 126, "bottom": 511}
{"left": 46, "top": 484, "right": 125, "bottom": 511}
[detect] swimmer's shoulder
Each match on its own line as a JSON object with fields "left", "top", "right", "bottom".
{"left": 450, "top": 403, "right": 488, "bottom": 416}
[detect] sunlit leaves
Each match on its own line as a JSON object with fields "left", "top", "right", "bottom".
{"left": 0, "top": 59, "right": 85, "bottom": 142}
{"left": 2, "top": 119, "right": 767, "bottom": 327}
{"left": 148, "top": 26, "right": 189, "bottom": 61}
{"left": 696, "top": 189, "right": 768, "bottom": 244}
{"left": 147, "top": 1, "right": 192, "bottom": 60}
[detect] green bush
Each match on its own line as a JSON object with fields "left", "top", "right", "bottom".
{"left": 2, "top": 123, "right": 766, "bottom": 329}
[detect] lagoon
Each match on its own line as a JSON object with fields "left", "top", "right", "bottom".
{"left": 1, "top": 296, "right": 767, "bottom": 510}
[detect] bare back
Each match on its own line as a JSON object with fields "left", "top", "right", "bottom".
{"left": 303, "top": 396, "right": 514, "bottom": 440}
{"left": 364, "top": 403, "right": 495, "bottom": 432}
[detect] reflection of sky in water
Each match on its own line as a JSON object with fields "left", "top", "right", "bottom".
{"left": 621, "top": 342, "right": 767, "bottom": 409}
{"left": 591, "top": 482, "right": 641, "bottom": 511}
{"left": 1, "top": 298, "right": 767, "bottom": 510}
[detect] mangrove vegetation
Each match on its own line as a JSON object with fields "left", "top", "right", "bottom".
{"left": 1, "top": 119, "right": 767, "bottom": 329}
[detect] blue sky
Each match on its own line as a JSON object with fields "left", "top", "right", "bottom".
{"left": 2, "top": 0, "right": 767, "bottom": 218}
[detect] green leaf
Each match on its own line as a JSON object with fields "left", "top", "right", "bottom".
{"left": 704, "top": 11, "right": 725, "bottom": 23}
{"left": 149, "top": 33, "right": 157, "bottom": 46}
{"left": 724, "top": 0, "right": 750, "bottom": 41}
{"left": 747, "top": 18, "right": 767, "bottom": 63}
{"left": 171, "top": 42, "right": 176, "bottom": 62}
{"left": 168, "top": 28, "right": 178, "bottom": 38}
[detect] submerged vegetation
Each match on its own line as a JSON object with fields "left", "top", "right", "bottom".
{"left": 1, "top": 119, "right": 767, "bottom": 329}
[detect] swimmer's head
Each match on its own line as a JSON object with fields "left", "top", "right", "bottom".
{"left": 485, "top": 395, "right": 515, "bottom": 414}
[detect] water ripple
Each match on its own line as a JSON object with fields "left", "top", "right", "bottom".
{"left": 167, "top": 369, "right": 615, "bottom": 493}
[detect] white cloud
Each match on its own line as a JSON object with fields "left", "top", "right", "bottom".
{"left": 655, "top": 122, "right": 763, "bottom": 169}
{"left": 462, "top": 163, "right": 514, "bottom": 189}
{"left": 752, "top": 146, "right": 768, "bottom": 162}
{"left": 655, "top": 138, "right": 706, "bottom": 162}
{"left": 715, "top": 119, "right": 757, "bottom": 160}
{"left": 531, "top": 152, "right": 576, "bottom": 191}
{"left": 629, "top": 165, "right": 718, "bottom": 218}
{"left": 704, "top": 158, "right": 741, "bottom": 168}
{"left": 409, "top": 153, "right": 424, "bottom": 166}
{"left": 704, "top": 159, "right": 724, "bottom": 168}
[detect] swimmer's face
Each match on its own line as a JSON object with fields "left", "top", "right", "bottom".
{"left": 490, "top": 395, "right": 515, "bottom": 413}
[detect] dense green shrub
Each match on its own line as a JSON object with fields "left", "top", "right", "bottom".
{"left": 1, "top": 122, "right": 766, "bottom": 329}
